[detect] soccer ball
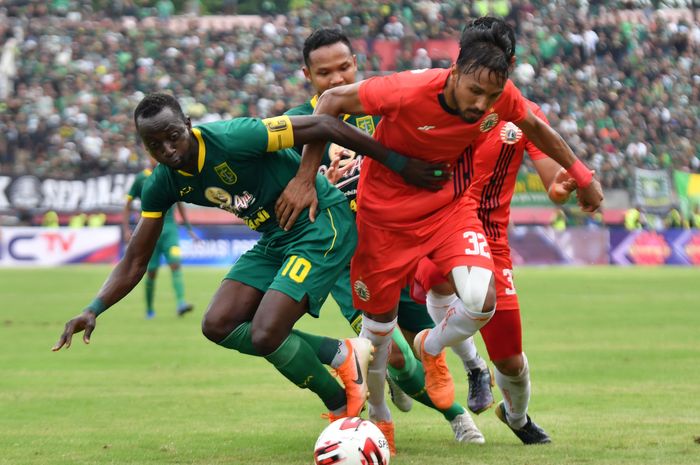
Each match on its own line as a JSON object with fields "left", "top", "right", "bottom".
{"left": 313, "top": 417, "right": 390, "bottom": 465}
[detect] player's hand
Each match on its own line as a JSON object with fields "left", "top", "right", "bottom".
{"left": 276, "top": 176, "right": 318, "bottom": 231}
{"left": 400, "top": 159, "right": 451, "bottom": 191}
{"left": 576, "top": 175, "right": 604, "bottom": 212}
{"left": 548, "top": 168, "right": 577, "bottom": 204}
{"left": 326, "top": 156, "right": 357, "bottom": 185}
{"left": 52, "top": 310, "right": 97, "bottom": 351}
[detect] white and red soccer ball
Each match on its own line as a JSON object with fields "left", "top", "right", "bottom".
{"left": 313, "top": 417, "right": 390, "bottom": 465}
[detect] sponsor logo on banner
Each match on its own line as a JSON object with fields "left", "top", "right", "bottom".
{"left": 0, "top": 173, "right": 136, "bottom": 213}
{"left": 627, "top": 231, "right": 671, "bottom": 265}
{"left": 0, "top": 227, "right": 120, "bottom": 266}
{"left": 684, "top": 232, "right": 700, "bottom": 265}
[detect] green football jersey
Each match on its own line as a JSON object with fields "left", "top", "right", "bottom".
{"left": 140, "top": 116, "right": 346, "bottom": 236}
{"left": 285, "top": 95, "right": 380, "bottom": 210}
{"left": 127, "top": 169, "right": 176, "bottom": 228}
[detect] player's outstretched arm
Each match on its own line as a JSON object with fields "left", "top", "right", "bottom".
{"left": 51, "top": 217, "right": 164, "bottom": 351}
{"left": 516, "top": 109, "right": 603, "bottom": 212}
{"left": 122, "top": 198, "right": 134, "bottom": 243}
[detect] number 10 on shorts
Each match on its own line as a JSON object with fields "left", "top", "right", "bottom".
{"left": 281, "top": 255, "right": 312, "bottom": 283}
{"left": 463, "top": 231, "right": 491, "bottom": 258}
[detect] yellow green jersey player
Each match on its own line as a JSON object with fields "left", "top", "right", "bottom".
{"left": 52, "top": 92, "right": 448, "bottom": 423}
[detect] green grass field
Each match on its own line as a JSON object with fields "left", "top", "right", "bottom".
{"left": 1, "top": 266, "right": 699, "bottom": 465}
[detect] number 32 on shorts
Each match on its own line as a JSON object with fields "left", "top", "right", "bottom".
{"left": 463, "top": 231, "right": 491, "bottom": 258}
{"left": 281, "top": 255, "right": 312, "bottom": 283}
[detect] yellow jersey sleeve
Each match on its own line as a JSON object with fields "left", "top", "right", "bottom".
{"left": 262, "top": 115, "right": 295, "bottom": 152}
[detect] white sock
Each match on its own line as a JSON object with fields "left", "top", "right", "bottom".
{"left": 424, "top": 295, "right": 494, "bottom": 356}
{"left": 495, "top": 353, "right": 530, "bottom": 429}
{"left": 359, "top": 317, "right": 396, "bottom": 422}
{"left": 330, "top": 339, "right": 349, "bottom": 369}
{"left": 426, "top": 291, "right": 485, "bottom": 370}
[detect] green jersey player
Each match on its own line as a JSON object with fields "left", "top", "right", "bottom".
{"left": 123, "top": 163, "right": 198, "bottom": 319}
{"left": 52, "top": 92, "right": 449, "bottom": 422}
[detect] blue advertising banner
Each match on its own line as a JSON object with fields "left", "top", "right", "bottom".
{"left": 177, "top": 225, "right": 260, "bottom": 267}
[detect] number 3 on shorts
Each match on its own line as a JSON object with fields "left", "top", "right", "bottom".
{"left": 281, "top": 255, "right": 312, "bottom": 283}
{"left": 463, "top": 231, "right": 491, "bottom": 259}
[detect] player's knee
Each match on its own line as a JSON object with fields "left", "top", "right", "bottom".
{"left": 250, "top": 325, "right": 285, "bottom": 356}
{"left": 493, "top": 353, "right": 526, "bottom": 377}
{"left": 201, "top": 311, "right": 238, "bottom": 343}
{"left": 387, "top": 340, "right": 405, "bottom": 370}
{"left": 453, "top": 266, "right": 496, "bottom": 313}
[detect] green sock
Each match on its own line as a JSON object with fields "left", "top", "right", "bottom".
{"left": 171, "top": 267, "right": 186, "bottom": 308}
{"left": 219, "top": 323, "right": 346, "bottom": 411}
{"left": 291, "top": 329, "right": 341, "bottom": 365}
{"left": 145, "top": 275, "right": 155, "bottom": 312}
{"left": 388, "top": 331, "right": 464, "bottom": 421}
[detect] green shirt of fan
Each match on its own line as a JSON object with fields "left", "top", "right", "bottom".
{"left": 140, "top": 115, "right": 346, "bottom": 237}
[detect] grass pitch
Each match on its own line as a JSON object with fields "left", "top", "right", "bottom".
{"left": 1, "top": 265, "right": 699, "bottom": 465}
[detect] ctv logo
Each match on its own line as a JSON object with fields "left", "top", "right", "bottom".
{"left": 0, "top": 231, "right": 76, "bottom": 261}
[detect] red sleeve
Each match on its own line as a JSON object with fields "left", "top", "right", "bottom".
{"left": 495, "top": 80, "right": 528, "bottom": 124}
{"left": 524, "top": 102, "right": 549, "bottom": 161}
{"left": 358, "top": 74, "right": 403, "bottom": 121}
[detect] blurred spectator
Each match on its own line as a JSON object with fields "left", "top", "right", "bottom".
{"left": 42, "top": 210, "right": 60, "bottom": 227}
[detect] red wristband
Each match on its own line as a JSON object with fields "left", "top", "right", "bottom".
{"left": 567, "top": 159, "right": 592, "bottom": 188}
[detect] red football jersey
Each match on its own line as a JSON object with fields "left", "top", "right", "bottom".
{"left": 466, "top": 101, "right": 549, "bottom": 248}
{"left": 357, "top": 68, "right": 528, "bottom": 230}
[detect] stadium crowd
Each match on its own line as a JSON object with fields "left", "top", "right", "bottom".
{"left": 0, "top": 0, "right": 698, "bottom": 190}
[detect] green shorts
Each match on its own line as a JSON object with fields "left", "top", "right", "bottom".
{"left": 147, "top": 227, "right": 181, "bottom": 271}
{"left": 397, "top": 287, "right": 435, "bottom": 334}
{"left": 226, "top": 202, "right": 357, "bottom": 317}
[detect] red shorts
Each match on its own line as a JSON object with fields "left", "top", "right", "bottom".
{"left": 411, "top": 247, "right": 520, "bottom": 311}
{"left": 351, "top": 206, "right": 494, "bottom": 314}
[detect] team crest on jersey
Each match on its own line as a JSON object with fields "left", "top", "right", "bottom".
{"left": 500, "top": 122, "right": 523, "bottom": 145}
{"left": 355, "top": 116, "right": 376, "bottom": 135}
{"left": 353, "top": 280, "right": 370, "bottom": 301}
{"left": 214, "top": 162, "right": 238, "bottom": 185}
{"left": 479, "top": 113, "right": 499, "bottom": 132}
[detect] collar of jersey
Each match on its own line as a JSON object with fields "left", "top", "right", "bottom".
{"left": 310, "top": 94, "right": 351, "bottom": 122}
{"left": 177, "top": 127, "right": 206, "bottom": 176}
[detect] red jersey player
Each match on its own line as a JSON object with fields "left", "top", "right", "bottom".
{"left": 276, "top": 17, "right": 603, "bottom": 436}
{"left": 412, "top": 99, "right": 580, "bottom": 444}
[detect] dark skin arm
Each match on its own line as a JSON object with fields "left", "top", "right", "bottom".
{"left": 175, "top": 202, "right": 199, "bottom": 241}
{"left": 275, "top": 83, "right": 451, "bottom": 230}
{"left": 516, "top": 108, "right": 603, "bottom": 212}
{"left": 51, "top": 216, "right": 164, "bottom": 351}
{"left": 122, "top": 197, "right": 134, "bottom": 243}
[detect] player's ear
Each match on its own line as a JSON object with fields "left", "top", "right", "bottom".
{"left": 185, "top": 116, "right": 192, "bottom": 129}
{"left": 302, "top": 66, "right": 311, "bottom": 81}
{"left": 509, "top": 55, "right": 517, "bottom": 70}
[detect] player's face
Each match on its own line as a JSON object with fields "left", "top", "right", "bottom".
{"left": 137, "top": 107, "right": 194, "bottom": 171}
{"left": 447, "top": 64, "right": 506, "bottom": 123}
{"left": 304, "top": 42, "right": 357, "bottom": 95}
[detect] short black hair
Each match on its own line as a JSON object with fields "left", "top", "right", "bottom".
{"left": 133, "top": 92, "right": 186, "bottom": 127}
{"left": 457, "top": 17, "right": 515, "bottom": 84}
{"left": 302, "top": 28, "right": 354, "bottom": 68}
